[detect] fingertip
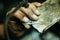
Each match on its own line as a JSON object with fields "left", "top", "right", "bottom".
{"left": 23, "top": 24, "right": 31, "bottom": 29}
{"left": 32, "top": 14, "right": 39, "bottom": 21}
{"left": 22, "top": 17, "right": 30, "bottom": 23}
{"left": 35, "top": 10, "right": 40, "bottom": 16}
{"left": 32, "top": 2, "right": 42, "bottom": 7}
{"left": 36, "top": 3, "right": 42, "bottom": 7}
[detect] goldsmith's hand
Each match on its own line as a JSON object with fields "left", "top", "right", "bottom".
{"left": 7, "top": 2, "right": 41, "bottom": 29}
{"left": 7, "top": 2, "right": 41, "bottom": 22}
{"left": 7, "top": 2, "right": 41, "bottom": 37}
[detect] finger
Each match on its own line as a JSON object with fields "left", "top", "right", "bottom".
{"left": 14, "top": 10, "right": 29, "bottom": 22}
{"left": 23, "top": 23, "right": 31, "bottom": 29}
{"left": 28, "top": 3, "right": 40, "bottom": 16}
{"left": 9, "top": 21, "right": 31, "bottom": 29}
{"left": 20, "top": 7, "right": 38, "bottom": 21}
{"left": 7, "top": 7, "right": 29, "bottom": 23}
{"left": 32, "top": 2, "right": 42, "bottom": 7}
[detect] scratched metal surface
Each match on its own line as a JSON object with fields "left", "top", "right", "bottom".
{"left": 25, "top": 0, "right": 60, "bottom": 33}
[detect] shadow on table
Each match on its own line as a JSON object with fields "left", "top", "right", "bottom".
{"left": 41, "top": 23, "right": 60, "bottom": 40}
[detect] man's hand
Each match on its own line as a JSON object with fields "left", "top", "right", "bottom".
{"left": 7, "top": 2, "right": 41, "bottom": 37}
{"left": 7, "top": 2, "right": 41, "bottom": 29}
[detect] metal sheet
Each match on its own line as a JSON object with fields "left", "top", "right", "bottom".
{"left": 24, "top": 0, "right": 60, "bottom": 33}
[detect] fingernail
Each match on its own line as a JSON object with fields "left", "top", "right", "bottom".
{"left": 37, "top": 3, "right": 41, "bottom": 6}
{"left": 22, "top": 17, "right": 29, "bottom": 22}
{"left": 35, "top": 10, "right": 40, "bottom": 15}
{"left": 32, "top": 14, "right": 38, "bottom": 20}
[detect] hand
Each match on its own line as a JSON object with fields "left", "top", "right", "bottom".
{"left": 7, "top": 2, "right": 41, "bottom": 37}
